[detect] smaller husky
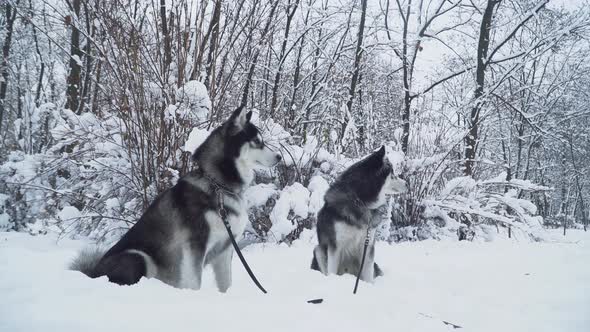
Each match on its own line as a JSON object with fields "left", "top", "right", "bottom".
{"left": 311, "top": 146, "right": 406, "bottom": 282}
{"left": 70, "top": 106, "right": 281, "bottom": 292}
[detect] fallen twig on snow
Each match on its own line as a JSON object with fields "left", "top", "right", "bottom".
{"left": 418, "top": 312, "right": 463, "bottom": 329}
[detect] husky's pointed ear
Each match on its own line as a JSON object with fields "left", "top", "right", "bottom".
{"left": 375, "top": 145, "right": 386, "bottom": 159}
{"left": 228, "top": 106, "right": 247, "bottom": 129}
{"left": 246, "top": 111, "right": 253, "bottom": 122}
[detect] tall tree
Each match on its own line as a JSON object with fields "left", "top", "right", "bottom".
{"left": 269, "top": 0, "right": 300, "bottom": 119}
{"left": 240, "top": 0, "right": 280, "bottom": 107}
{"left": 384, "top": 0, "right": 462, "bottom": 154}
{"left": 464, "top": 0, "right": 550, "bottom": 176}
{"left": 464, "top": 0, "right": 501, "bottom": 176}
{"left": 204, "top": 0, "right": 222, "bottom": 94}
{"left": 160, "top": 0, "right": 172, "bottom": 72}
{"left": 344, "top": 0, "right": 368, "bottom": 150}
{"left": 64, "top": 0, "right": 83, "bottom": 114}
{"left": 0, "top": 0, "right": 19, "bottom": 134}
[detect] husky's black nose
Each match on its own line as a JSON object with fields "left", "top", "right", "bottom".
{"left": 275, "top": 154, "right": 282, "bottom": 162}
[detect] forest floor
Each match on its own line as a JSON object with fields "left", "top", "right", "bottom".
{"left": 1, "top": 229, "right": 588, "bottom": 332}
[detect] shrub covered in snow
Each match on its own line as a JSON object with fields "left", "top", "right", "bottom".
{"left": 0, "top": 88, "right": 557, "bottom": 245}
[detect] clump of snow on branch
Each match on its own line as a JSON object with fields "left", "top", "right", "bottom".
{"left": 270, "top": 183, "right": 311, "bottom": 240}
{"left": 174, "top": 80, "right": 211, "bottom": 122}
{"left": 307, "top": 176, "right": 330, "bottom": 215}
{"left": 424, "top": 172, "right": 551, "bottom": 241}
{"left": 245, "top": 183, "right": 278, "bottom": 208}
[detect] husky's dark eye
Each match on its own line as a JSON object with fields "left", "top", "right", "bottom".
{"left": 251, "top": 135, "right": 264, "bottom": 147}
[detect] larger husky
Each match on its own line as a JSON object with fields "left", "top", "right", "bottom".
{"left": 71, "top": 106, "right": 281, "bottom": 292}
{"left": 311, "top": 146, "right": 406, "bottom": 282}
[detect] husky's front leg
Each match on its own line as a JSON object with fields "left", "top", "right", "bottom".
{"left": 359, "top": 244, "right": 375, "bottom": 283}
{"left": 327, "top": 246, "right": 342, "bottom": 275}
{"left": 179, "top": 246, "right": 204, "bottom": 290}
{"left": 312, "top": 246, "right": 328, "bottom": 275}
{"left": 212, "top": 246, "right": 233, "bottom": 292}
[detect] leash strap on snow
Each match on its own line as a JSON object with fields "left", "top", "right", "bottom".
{"left": 217, "top": 190, "right": 268, "bottom": 294}
{"left": 353, "top": 224, "right": 371, "bottom": 294}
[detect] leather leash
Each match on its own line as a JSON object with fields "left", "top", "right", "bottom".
{"left": 353, "top": 223, "right": 371, "bottom": 294}
{"left": 216, "top": 188, "right": 267, "bottom": 294}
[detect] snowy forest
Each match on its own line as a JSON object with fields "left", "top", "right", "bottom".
{"left": 1, "top": 0, "right": 589, "bottom": 242}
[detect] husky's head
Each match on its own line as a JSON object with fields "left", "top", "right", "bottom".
{"left": 379, "top": 150, "right": 408, "bottom": 196}
{"left": 192, "top": 106, "right": 281, "bottom": 187}
{"left": 331, "top": 146, "right": 407, "bottom": 208}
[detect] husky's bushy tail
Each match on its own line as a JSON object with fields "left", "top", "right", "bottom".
{"left": 69, "top": 248, "right": 104, "bottom": 278}
{"left": 70, "top": 247, "right": 150, "bottom": 285}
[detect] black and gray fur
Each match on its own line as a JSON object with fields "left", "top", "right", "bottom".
{"left": 70, "top": 106, "right": 281, "bottom": 292}
{"left": 310, "top": 146, "right": 407, "bottom": 282}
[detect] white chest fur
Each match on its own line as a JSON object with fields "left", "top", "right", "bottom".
{"left": 334, "top": 222, "right": 376, "bottom": 257}
{"left": 204, "top": 195, "right": 248, "bottom": 250}
{"left": 178, "top": 195, "right": 247, "bottom": 290}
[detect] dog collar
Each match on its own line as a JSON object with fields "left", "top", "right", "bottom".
{"left": 194, "top": 164, "right": 241, "bottom": 196}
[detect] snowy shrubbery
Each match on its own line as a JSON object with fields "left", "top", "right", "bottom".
{"left": 1, "top": 85, "right": 553, "bottom": 245}
{"left": 436, "top": 173, "right": 550, "bottom": 241}
{"left": 0, "top": 80, "right": 211, "bottom": 240}
{"left": 384, "top": 120, "right": 552, "bottom": 243}
{"left": 1, "top": 106, "right": 140, "bottom": 237}
{"left": 1, "top": 105, "right": 553, "bottom": 244}
{"left": 0, "top": 0, "right": 588, "bottom": 251}
{"left": 391, "top": 164, "right": 552, "bottom": 242}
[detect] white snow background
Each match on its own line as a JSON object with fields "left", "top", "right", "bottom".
{"left": 1, "top": 229, "right": 589, "bottom": 332}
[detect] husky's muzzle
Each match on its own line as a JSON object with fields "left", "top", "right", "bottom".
{"left": 255, "top": 145, "right": 282, "bottom": 167}
{"left": 388, "top": 175, "right": 408, "bottom": 194}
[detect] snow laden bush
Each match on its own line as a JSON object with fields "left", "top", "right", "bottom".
{"left": 380, "top": 109, "right": 553, "bottom": 243}
{"left": 240, "top": 112, "right": 336, "bottom": 243}
{"left": 1, "top": 107, "right": 138, "bottom": 237}
{"left": 434, "top": 173, "right": 550, "bottom": 240}
{"left": 1, "top": 81, "right": 210, "bottom": 239}
{"left": 402, "top": 172, "right": 551, "bottom": 242}
{"left": 1, "top": 86, "right": 553, "bottom": 245}
{"left": 242, "top": 119, "right": 408, "bottom": 244}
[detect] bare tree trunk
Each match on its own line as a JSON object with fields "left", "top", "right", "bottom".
{"left": 0, "top": 0, "right": 19, "bottom": 134}
{"left": 464, "top": 0, "right": 501, "bottom": 176}
{"left": 561, "top": 152, "right": 568, "bottom": 236}
{"left": 91, "top": 59, "right": 102, "bottom": 114}
{"left": 343, "top": 0, "right": 368, "bottom": 150}
{"left": 286, "top": 6, "right": 309, "bottom": 131}
{"left": 190, "top": 0, "right": 215, "bottom": 81}
{"left": 65, "top": 0, "right": 83, "bottom": 114}
{"left": 241, "top": 0, "right": 280, "bottom": 107}
{"left": 269, "top": 0, "right": 300, "bottom": 119}
{"left": 15, "top": 63, "right": 22, "bottom": 143}
{"left": 160, "top": 0, "right": 172, "bottom": 72}
{"left": 515, "top": 116, "right": 525, "bottom": 178}
{"left": 29, "top": 0, "right": 45, "bottom": 107}
{"left": 301, "top": 25, "right": 324, "bottom": 136}
{"left": 78, "top": 0, "right": 95, "bottom": 114}
{"left": 29, "top": 0, "right": 49, "bottom": 152}
{"left": 212, "top": 0, "right": 247, "bottom": 113}
{"left": 262, "top": 40, "right": 272, "bottom": 109}
{"left": 568, "top": 132, "right": 588, "bottom": 231}
{"left": 500, "top": 116, "right": 512, "bottom": 238}
{"left": 399, "top": 0, "right": 411, "bottom": 154}
{"left": 204, "top": 0, "right": 221, "bottom": 94}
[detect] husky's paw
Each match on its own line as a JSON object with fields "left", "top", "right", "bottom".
{"left": 374, "top": 262, "right": 384, "bottom": 278}
{"left": 310, "top": 255, "right": 320, "bottom": 271}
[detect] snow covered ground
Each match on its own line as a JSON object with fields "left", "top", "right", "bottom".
{"left": 1, "top": 230, "right": 589, "bottom": 332}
